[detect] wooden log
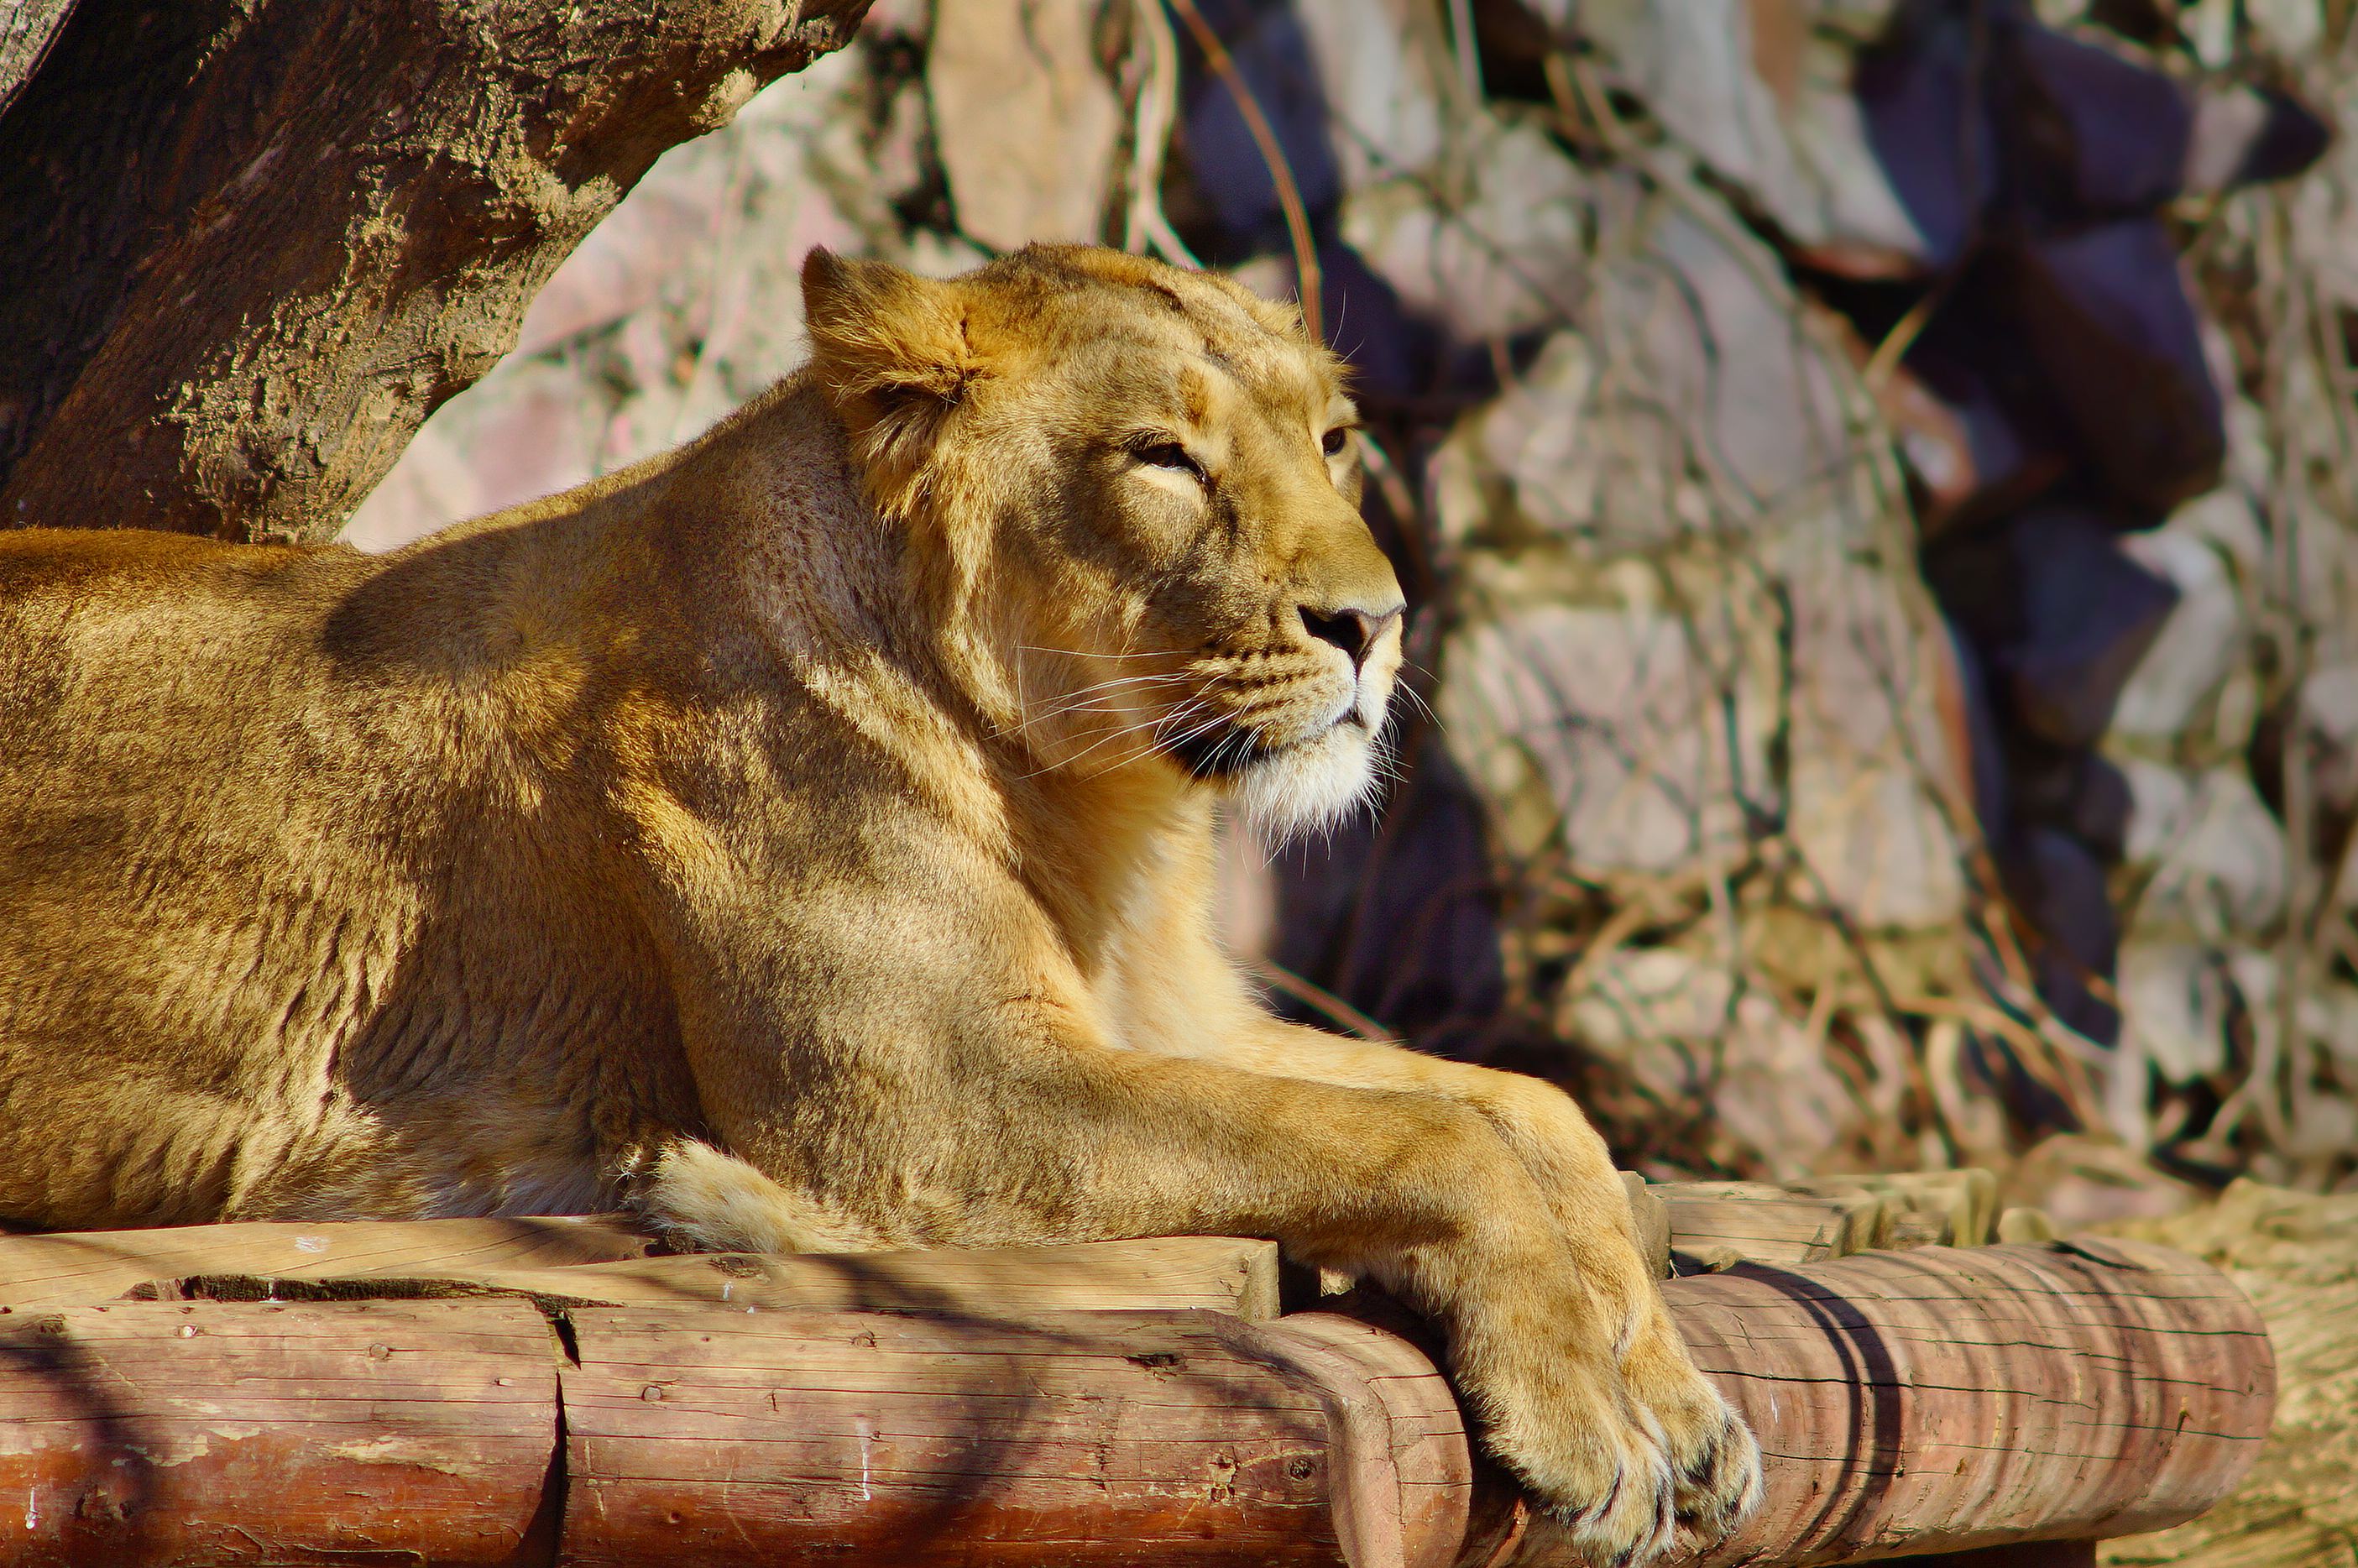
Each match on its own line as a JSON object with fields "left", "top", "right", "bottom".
{"left": 556, "top": 1240, "right": 2269, "bottom": 1568}
{"left": 143, "top": 1236, "right": 1284, "bottom": 1320}
{"left": 1499, "top": 1239, "right": 2276, "bottom": 1566}
{"left": 1798, "top": 1169, "right": 2001, "bottom": 1248}
{"left": 0, "top": 1299, "right": 558, "bottom": 1565}
{"left": 1654, "top": 1182, "right": 1889, "bottom": 1266}
{"left": 557, "top": 1305, "right": 1477, "bottom": 1568}
{"left": 1995, "top": 1207, "right": 2057, "bottom": 1245}
{"left": 1653, "top": 1170, "right": 2000, "bottom": 1267}
{"left": 0, "top": 1239, "right": 2271, "bottom": 1567}
{"left": 0, "top": 1214, "right": 652, "bottom": 1308}
{"left": 1887, "top": 1545, "right": 2094, "bottom": 1568}
{"left": 1620, "top": 1173, "right": 1672, "bottom": 1278}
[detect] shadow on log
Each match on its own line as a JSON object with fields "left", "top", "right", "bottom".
{"left": 0, "top": 1299, "right": 557, "bottom": 1565}
{"left": 0, "top": 1238, "right": 2272, "bottom": 1567}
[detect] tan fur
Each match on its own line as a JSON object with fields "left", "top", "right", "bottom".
{"left": 0, "top": 245, "right": 1756, "bottom": 1563}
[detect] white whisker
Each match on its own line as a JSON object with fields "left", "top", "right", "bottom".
{"left": 1022, "top": 696, "right": 1213, "bottom": 778}
{"left": 1005, "top": 671, "right": 1192, "bottom": 734}
{"left": 1018, "top": 643, "right": 1188, "bottom": 661}
{"left": 1148, "top": 703, "right": 1239, "bottom": 760}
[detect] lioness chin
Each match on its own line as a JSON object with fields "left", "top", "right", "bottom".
{"left": 0, "top": 243, "right": 1756, "bottom": 1563}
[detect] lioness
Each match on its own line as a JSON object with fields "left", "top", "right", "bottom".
{"left": 0, "top": 245, "right": 1757, "bottom": 1562}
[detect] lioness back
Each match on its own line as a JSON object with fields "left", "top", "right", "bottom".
{"left": 0, "top": 482, "right": 711, "bottom": 1228}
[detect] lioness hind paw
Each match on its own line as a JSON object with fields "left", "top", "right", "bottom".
{"left": 630, "top": 1138, "right": 874, "bottom": 1255}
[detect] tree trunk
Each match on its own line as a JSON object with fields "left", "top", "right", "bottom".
{"left": 0, "top": 0, "right": 869, "bottom": 545}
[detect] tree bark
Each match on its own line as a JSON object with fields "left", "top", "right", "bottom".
{"left": 0, "top": 0, "right": 869, "bottom": 545}
{"left": 0, "top": 0, "right": 77, "bottom": 120}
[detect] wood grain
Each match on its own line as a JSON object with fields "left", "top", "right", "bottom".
{"left": 1798, "top": 1170, "right": 2000, "bottom": 1248}
{"left": 1890, "top": 1544, "right": 2095, "bottom": 1568}
{"left": 557, "top": 1305, "right": 1467, "bottom": 1567}
{"left": 149, "top": 1236, "right": 1284, "bottom": 1320}
{"left": 1655, "top": 1183, "right": 1889, "bottom": 1266}
{"left": 1653, "top": 1171, "right": 2000, "bottom": 1267}
{"left": 0, "top": 1299, "right": 558, "bottom": 1565}
{"left": 552, "top": 1241, "right": 2271, "bottom": 1568}
{"left": 0, "top": 1235, "right": 2273, "bottom": 1566}
{"left": 0, "top": 1214, "right": 652, "bottom": 1308}
{"left": 2072, "top": 1180, "right": 2358, "bottom": 1567}
{"left": 1621, "top": 1173, "right": 1672, "bottom": 1278}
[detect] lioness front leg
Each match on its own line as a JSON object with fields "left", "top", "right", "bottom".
{"left": 656, "top": 1040, "right": 1688, "bottom": 1565}
{"left": 1180, "top": 1022, "right": 1761, "bottom": 1549}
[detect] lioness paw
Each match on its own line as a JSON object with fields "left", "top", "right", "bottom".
{"left": 1624, "top": 1330, "right": 1763, "bottom": 1551}
{"left": 1670, "top": 1393, "right": 1762, "bottom": 1550}
{"left": 1460, "top": 1283, "right": 1759, "bottom": 1567}
{"left": 1472, "top": 1356, "right": 1678, "bottom": 1568}
{"left": 1508, "top": 1407, "right": 1677, "bottom": 1565}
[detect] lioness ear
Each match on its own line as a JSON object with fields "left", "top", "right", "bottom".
{"left": 801, "top": 250, "right": 979, "bottom": 516}
{"left": 802, "top": 249, "right": 978, "bottom": 410}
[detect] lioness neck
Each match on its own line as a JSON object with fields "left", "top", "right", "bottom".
{"left": 578, "top": 374, "right": 1225, "bottom": 989}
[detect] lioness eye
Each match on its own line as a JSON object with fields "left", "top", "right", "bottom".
{"left": 1135, "top": 442, "right": 1201, "bottom": 480}
{"left": 1321, "top": 426, "right": 1352, "bottom": 456}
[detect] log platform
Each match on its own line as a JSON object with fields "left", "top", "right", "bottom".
{"left": 0, "top": 1175, "right": 2275, "bottom": 1567}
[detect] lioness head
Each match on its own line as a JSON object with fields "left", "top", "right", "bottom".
{"left": 801, "top": 244, "right": 1405, "bottom": 837}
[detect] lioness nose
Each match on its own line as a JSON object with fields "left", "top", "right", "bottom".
{"left": 1298, "top": 604, "right": 1403, "bottom": 671}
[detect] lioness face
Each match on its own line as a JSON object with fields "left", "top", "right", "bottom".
{"left": 804, "top": 245, "right": 1408, "bottom": 837}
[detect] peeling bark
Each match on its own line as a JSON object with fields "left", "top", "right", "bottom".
{"left": 0, "top": 0, "right": 869, "bottom": 544}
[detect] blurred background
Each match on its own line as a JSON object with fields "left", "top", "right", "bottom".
{"left": 347, "top": 0, "right": 2355, "bottom": 1228}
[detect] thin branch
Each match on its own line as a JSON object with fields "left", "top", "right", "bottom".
{"left": 1162, "top": 0, "right": 1323, "bottom": 340}
{"left": 1250, "top": 959, "right": 1393, "bottom": 1041}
